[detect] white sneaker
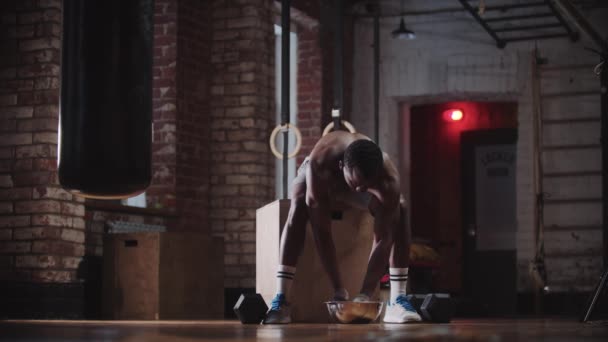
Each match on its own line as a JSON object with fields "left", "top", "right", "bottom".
{"left": 263, "top": 294, "right": 291, "bottom": 324}
{"left": 383, "top": 295, "right": 422, "bottom": 323}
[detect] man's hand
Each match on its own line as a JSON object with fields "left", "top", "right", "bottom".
{"left": 352, "top": 294, "right": 371, "bottom": 302}
{"left": 333, "top": 288, "right": 349, "bottom": 301}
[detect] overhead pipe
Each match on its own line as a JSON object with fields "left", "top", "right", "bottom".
{"left": 457, "top": 0, "right": 506, "bottom": 48}
{"left": 553, "top": 0, "right": 608, "bottom": 52}
{"left": 545, "top": 0, "right": 579, "bottom": 42}
{"left": 355, "top": 2, "right": 550, "bottom": 19}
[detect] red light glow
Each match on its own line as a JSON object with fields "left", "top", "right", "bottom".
{"left": 443, "top": 109, "right": 464, "bottom": 122}
{"left": 451, "top": 110, "right": 463, "bottom": 121}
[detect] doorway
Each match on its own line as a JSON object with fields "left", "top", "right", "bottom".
{"left": 461, "top": 128, "right": 517, "bottom": 316}
{"left": 409, "top": 101, "right": 518, "bottom": 298}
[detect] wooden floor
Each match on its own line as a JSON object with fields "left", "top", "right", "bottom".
{"left": 0, "top": 319, "right": 606, "bottom": 341}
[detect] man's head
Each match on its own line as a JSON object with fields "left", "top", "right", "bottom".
{"left": 340, "top": 139, "right": 383, "bottom": 192}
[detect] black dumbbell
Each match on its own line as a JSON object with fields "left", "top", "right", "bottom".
{"left": 234, "top": 293, "right": 268, "bottom": 324}
{"left": 420, "top": 293, "right": 453, "bottom": 323}
{"left": 405, "top": 294, "right": 427, "bottom": 315}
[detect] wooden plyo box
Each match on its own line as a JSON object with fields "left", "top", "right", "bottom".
{"left": 256, "top": 199, "right": 375, "bottom": 323}
{"left": 103, "top": 232, "right": 224, "bottom": 320}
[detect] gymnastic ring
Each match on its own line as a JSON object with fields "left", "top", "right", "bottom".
{"left": 269, "top": 123, "right": 302, "bottom": 159}
{"left": 322, "top": 120, "right": 356, "bottom": 136}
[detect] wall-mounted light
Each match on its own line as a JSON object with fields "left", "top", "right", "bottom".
{"left": 443, "top": 109, "right": 464, "bottom": 122}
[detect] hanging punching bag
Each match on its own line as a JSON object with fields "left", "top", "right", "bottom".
{"left": 59, "top": 0, "right": 154, "bottom": 199}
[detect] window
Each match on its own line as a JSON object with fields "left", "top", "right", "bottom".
{"left": 121, "top": 192, "right": 147, "bottom": 208}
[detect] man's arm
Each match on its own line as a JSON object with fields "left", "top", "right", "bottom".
{"left": 306, "top": 161, "right": 345, "bottom": 296}
{"left": 358, "top": 196, "right": 399, "bottom": 298}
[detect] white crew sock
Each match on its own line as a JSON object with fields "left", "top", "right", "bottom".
{"left": 276, "top": 265, "right": 296, "bottom": 299}
{"left": 389, "top": 267, "right": 408, "bottom": 303}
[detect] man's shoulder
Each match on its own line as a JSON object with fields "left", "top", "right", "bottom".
{"left": 309, "top": 144, "right": 342, "bottom": 169}
{"left": 307, "top": 155, "right": 333, "bottom": 179}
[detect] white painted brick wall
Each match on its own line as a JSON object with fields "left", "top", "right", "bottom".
{"left": 352, "top": 7, "right": 608, "bottom": 292}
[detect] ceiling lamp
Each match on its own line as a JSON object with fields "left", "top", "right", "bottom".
{"left": 392, "top": 17, "right": 416, "bottom": 40}
{"left": 392, "top": 0, "right": 415, "bottom": 40}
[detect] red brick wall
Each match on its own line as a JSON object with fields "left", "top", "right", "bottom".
{"left": 174, "top": 0, "right": 213, "bottom": 233}
{"left": 0, "top": 0, "right": 328, "bottom": 317}
{"left": 0, "top": 0, "right": 86, "bottom": 285}
{"left": 0, "top": 0, "right": 216, "bottom": 318}
{"left": 210, "top": 0, "right": 276, "bottom": 288}
{"left": 147, "top": 0, "right": 213, "bottom": 233}
{"left": 148, "top": 0, "right": 178, "bottom": 210}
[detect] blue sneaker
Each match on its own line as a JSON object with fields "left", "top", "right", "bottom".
{"left": 263, "top": 294, "right": 291, "bottom": 324}
{"left": 383, "top": 295, "right": 422, "bottom": 323}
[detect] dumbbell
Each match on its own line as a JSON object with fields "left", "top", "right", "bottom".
{"left": 406, "top": 293, "right": 454, "bottom": 323}
{"left": 233, "top": 293, "right": 268, "bottom": 324}
{"left": 405, "top": 294, "right": 427, "bottom": 313}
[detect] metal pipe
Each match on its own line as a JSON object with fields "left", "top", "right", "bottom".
{"left": 485, "top": 1, "right": 547, "bottom": 11}
{"left": 581, "top": 267, "right": 608, "bottom": 322}
{"left": 503, "top": 33, "right": 570, "bottom": 42}
{"left": 281, "top": 0, "right": 290, "bottom": 126}
{"left": 553, "top": 0, "right": 608, "bottom": 52}
{"left": 493, "top": 23, "right": 562, "bottom": 32}
{"left": 281, "top": 0, "right": 290, "bottom": 199}
{"left": 354, "top": 2, "right": 548, "bottom": 18}
{"left": 373, "top": 6, "right": 379, "bottom": 144}
{"left": 545, "top": 0, "right": 578, "bottom": 41}
{"left": 531, "top": 48, "right": 546, "bottom": 315}
{"left": 457, "top": 0, "right": 505, "bottom": 48}
{"left": 484, "top": 13, "right": 554, "bottom": 22}
{"left": 355, "top": 7, "right": 464, "bottom": 18}
{"left": 333, "top": 0, "right": 344, "bottom": 130}
{"left": 601, "top": 57, "right": 608, "bottom": 266}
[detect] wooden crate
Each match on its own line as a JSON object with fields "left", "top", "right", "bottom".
{"left": 103, "top": 232, "right": 224, "bottom": 320}
{"left": 256, "top": 200, "right": 375, "bottom": 323}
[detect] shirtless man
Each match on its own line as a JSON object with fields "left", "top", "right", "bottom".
{"left": 263, "top": 131, "right": 421, "bottom": 324}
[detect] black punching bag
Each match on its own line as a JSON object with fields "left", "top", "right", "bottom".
{"left": 59, "top": 0, "right": 154, "bottom": 199}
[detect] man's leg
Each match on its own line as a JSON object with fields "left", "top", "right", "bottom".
{"left": 384, "top": 203, "right": 421, "bottom": 323}
{"left": 388, "top": 204, "right": 410, "bottom": 299}
{"left": 390, "top": 203, "right": 411, "bottom": 267}
{"left": 279, "top": 181, "right": 309, "bottom": 266}
{"left": 264, "top": 181, "right": 308, "bottom": 324}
